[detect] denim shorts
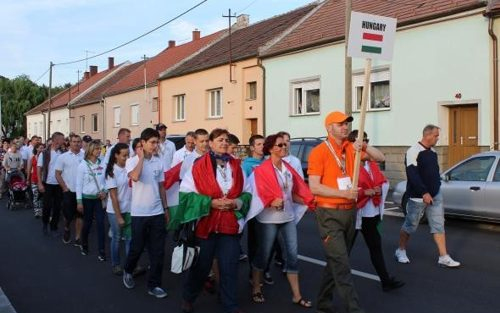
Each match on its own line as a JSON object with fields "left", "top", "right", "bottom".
{"left": 402, "top": 192, "right": 445, "bottom": 234}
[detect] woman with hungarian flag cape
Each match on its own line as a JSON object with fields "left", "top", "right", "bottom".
{"left": 171, "top": 128, "right": 251, "bottom": 313}
{"left": 246, "top": 133, "right": 315, "bottom": 308}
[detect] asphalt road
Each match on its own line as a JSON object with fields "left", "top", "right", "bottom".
{"left": 1, "top": 199, "right": 500, "bottom": 313}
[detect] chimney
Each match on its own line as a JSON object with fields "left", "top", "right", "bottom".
{"left": 89, "top": 65, "right": 98, "bottom": 77}
{"left": 108, "top": 57, "right": 114, "bottom": 69}
{"left": 168, "top": 40, "right": 176, "bottom": 48}
{"left": 236, "top": 14, "right": 249, "bottom": 28}
{"left": 192, "top": 29, "right": 201, "bottom": 41}
{"left": 83, "top": 71, "right": 90, "bottom": 80}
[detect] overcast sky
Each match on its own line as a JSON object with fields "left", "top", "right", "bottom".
{"left": 0, "top": 0, "right": 314, "bottom": 86}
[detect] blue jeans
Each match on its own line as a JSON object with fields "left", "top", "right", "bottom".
{"left": 253, "top": 221, "right": 299, "bottom": 273}
{"left": 81, "top": 198, "right": 106, "bottom": 254}
{"left": 184, "top": 233, "right": 240, "bottom": 313}
{"left": 107, "top": 212, "right": 131, "bottom": 267}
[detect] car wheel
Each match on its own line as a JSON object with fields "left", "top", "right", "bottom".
{"left": 400, "top": 192, "right": 427, "bottom": 224}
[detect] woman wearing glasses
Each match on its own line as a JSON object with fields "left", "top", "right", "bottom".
{"left": 248, "top": 133, "right": 315, "bottom": 308}
{"left": 348, "top": 130, "right": 404, "bottom": 292}
{"left": 104, "top": 143, "right": 132, "bottom": 275}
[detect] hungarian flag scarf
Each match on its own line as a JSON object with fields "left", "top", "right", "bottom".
{"left": 357, "top": 160, "right": 387, "bottom": 208}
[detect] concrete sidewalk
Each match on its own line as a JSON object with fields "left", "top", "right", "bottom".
{"left": 0, "top": 288, "right": 16, "bottom": 313}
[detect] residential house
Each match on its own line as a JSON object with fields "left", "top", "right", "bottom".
{"left": 158, "top": 3, "right": 318, "bottom": 143}
{"left": 102, "top": 30, "right": 223, "bottom": 141}
{"left": 260, "top": 0, "right": 496, "bottom": 184}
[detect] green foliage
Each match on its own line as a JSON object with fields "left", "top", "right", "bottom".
{"left": 0, "top": 75, "right": 68, "bottom": 138}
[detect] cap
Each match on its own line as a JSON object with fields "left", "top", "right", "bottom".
{"left": 156, "top": 123, "right": 167, "bottom": 131}
{"left": 82, "top": 135, "right": 93, "bottom": 143}
{"left": 324, "top": 111, "right": 354, "bottom": 127}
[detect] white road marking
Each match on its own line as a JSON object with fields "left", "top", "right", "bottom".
{"left": 384, "top": 211, "right": 405, "bottom": 217}
{"left": 298, "top": 255, "right": 381, "bottom": 282}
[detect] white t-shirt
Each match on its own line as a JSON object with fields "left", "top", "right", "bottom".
{"left": 125, "top": 155, "right": 165, "bottom": 216}
{"left": 158, "top": 139, "right": 176, "bottom": 171}
{"left": 21, "top": 145, "right": 33, "bottom": 161}
{"left": 257, "top": 165, "right": 295, "bottom": 224}
{"left": 283, "top": 154, "right": 304, "bottom": 179}
{"left": 106, "top": 164, "right": 131, "bottom": 214}
{"left": 180, "top": 150, "right": 203, "bottom": 179}
{"left": 38, "top": 149, "right": 62, "bottom": 185}
{"left": 54, "top": 150, "right": 84, "bottom": 192}
{"left": 172, "top": 146, "right": 193, "bottom": 167}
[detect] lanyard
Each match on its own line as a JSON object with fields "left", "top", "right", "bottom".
{"left": 324, "top": 140, "right": 346, "bottom": 175}
{"left": 273, "top": 164, "right": 290, "bottom": 192}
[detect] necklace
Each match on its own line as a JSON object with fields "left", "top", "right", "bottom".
{"left": 274, "top": 165, "right": 289, "bottom": 192}
{"left": 217, "top": 163, "right": 228, "bottom": 182}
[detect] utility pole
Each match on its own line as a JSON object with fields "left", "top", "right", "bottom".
{"left": 345, "top": 0, "right": 352, "bottom": 117}
{"left": 47, "top": 61, "right": 53, "bottom": 141}
{"left": 0, "top": 95, "right": 3, "bottom": 137}
{"left": 222, "top": 9, "right": 237, "bottom": 83}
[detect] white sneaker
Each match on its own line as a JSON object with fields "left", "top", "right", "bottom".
{"left": 395, "top": 249, "right": 410, "bottom": 264}
{"left": 438, "top": 255, "right": 460, "bottom": 268}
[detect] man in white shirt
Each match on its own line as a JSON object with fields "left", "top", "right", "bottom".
{"left": 180, "top": 129, "right": 209, "bottom": 179}
{"left": 55, "top": 134, "right": 84, "bottom": 245}
{"left": 172, "top": 131, "right": 195, "bottom": 167}
{"left": 122, "top": 128, "right": 169, "bottom": 299}
{"left": 156, "top": 123, "right": 176, "bottom": 172}
{"left": 103, "top": 128, "right": 131, "bottom": 168}
{"left": 22, "top": 136, "right": 40, "bottom": 178}
{"left": 278, "top": 131, "right": 305, "bottom": 179}
{"left": 37, "top": 132, "right": 65, "bottom": 236}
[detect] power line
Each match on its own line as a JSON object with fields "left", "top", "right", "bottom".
{"left": 54, "top": 0, "right": 208, "bottom": 67}
{"left": 236, "top": 0, "right": 259, "bottom": 14}
{"left": 34, "top": 67, "right": 50, "bottom": 84}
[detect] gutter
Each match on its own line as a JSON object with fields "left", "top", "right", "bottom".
{"left": 488, "top": 17, "right": 499, "bottom": 150}
{"left": 257, "top": 59, "right": 266, "bottom": 136}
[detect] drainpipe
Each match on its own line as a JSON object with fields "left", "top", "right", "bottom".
{"left": 257, "top": 59, "right": 266, "bottom": 136}
{"left": 101, "top": 97, "right": 105, "bottom": 141}
{"left": 489, "top": 17, "right": 499, "bottom": 150}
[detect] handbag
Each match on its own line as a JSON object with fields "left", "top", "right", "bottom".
{"left": 171, "top": 221, "right": 200, "bottom": 274}
{"left": 86, "top": 161, "right": 106, "bottom": 208}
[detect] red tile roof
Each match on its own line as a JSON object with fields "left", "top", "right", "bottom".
{"left": 104, "top": 31, "right": 224, "bottom": 96}
{"left": 25, "top": 66, "right": 119, "bottom": 115}
{"left": 160, "top": 3, "right": 318, "bottom": 79}
{"left": 71, "top": 62, "right": 144, "bottom": 107}
{"left": 486, "top": 0, "right": 500, "bottom": 16}
{"left": 262, "top": 0, "right": 487, "bottom": 57}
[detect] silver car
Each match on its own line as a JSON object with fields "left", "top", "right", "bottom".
{"left": 392, "top": 151, "right": 500, "bottom": 223}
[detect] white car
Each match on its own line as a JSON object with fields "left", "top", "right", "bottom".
{"left": 392, "top": 151, "right": 500, "bottom": 223}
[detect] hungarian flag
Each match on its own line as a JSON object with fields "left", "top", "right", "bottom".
{"left": 244, "top": 159, "right": 315, "bottom": 225}
{"left": 361, "top": 31, "right": 383, "bottom": 54}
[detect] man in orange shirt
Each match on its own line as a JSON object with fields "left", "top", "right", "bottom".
{"left": 308, "top": 111, "right": 384, "bottom": 313}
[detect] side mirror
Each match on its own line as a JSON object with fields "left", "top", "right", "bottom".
{"left": 441, "top": 174, "right": 449, "bottom": 182}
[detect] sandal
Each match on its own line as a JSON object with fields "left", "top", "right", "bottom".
{"left": 293, "top": 298, "right": 312, "bottom": 308}
{"left": 252, "top": 292, "right": 265, "bottom": 303}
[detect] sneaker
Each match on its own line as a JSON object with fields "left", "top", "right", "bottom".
{"left": 438, "top": 255, "right": 461, "bottom": 268}
{"left": 62, "top": 229, "right": 71, "bottom": 244}
{"left": 123, "top": 272, "right": 135, "bottom": 289}
{"left": 239, "top": 253, "right": 248, "bottom": 261}
{"left": 395, "top": 249, "right": 410, "bottom": 264}
{"left": 73, "top": 238, "right": 82, "bottom": 248}
{"left": 263, "top": 272, "right": 274, "bottom": 285}
{"left": 148, "top": 287, "right": 167, "bottom": 298}
{"left": 80, "top": 246, "right": 88, "bottom": 256}
{"left": 97, "top": 254, "right": 106, "bottom": 262}
{"left": 382, "top": 277, "right": 405, "bottom": 292}
{"left": 112, "top": 265, "right": 123, "bottom": 276}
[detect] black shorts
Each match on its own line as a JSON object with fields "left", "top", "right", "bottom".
{"left": 62, "top": 191, "right": 83, "bottom": 221}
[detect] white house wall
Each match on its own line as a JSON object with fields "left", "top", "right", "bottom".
{"left": 264, "top": 13, "right": 491, "bottom": 147}
{"left": 26, "top": 114, "right": 45, "bottom": 141}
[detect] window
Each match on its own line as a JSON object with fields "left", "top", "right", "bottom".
{"left": 353, "top": 68, "right": 391, "bottom": 111}
{"left": 290, "top": 79, "right": 320, "bottom": 115}
{"left": 174, "top": 94, "right": 185, "bottom": 121}
{"left": 79, "top": 116, "right": 85, "bottom": 133}
{"left": 152, "top": 97, "right": 158, "bottom": 112}
{"left": 91, "top": 114, "right": 98, "bottom": 132}
{"left": 448, "top": 157, "right": 495, "bottom": 182}
{"left": 113, "top": 107, "right": 121, "bottom": 127}
{"left": 130, "top": 104, "right": 139, "bottom": 126}
{"left": 208, "top": 89, "right": 222, "bottom": 118}
{"left": 246, "top": 81, "right": 257, "bottom": 100}
{"left": 494, "top": 161, "right": 500, "bottom": 182}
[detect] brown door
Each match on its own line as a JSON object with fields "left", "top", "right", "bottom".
{"left": 250, "top": 119, "right": 258, "bottom": 136}
{"left": 448, "top": 105, "right": 479, "bottom": 167}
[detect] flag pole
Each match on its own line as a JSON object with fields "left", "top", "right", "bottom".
{"left": 352, "top": 58, "right": 371, "bottom": 190}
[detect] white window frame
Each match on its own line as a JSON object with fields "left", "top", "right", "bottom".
{"left": 113, "top": 106, "right": 121, "bottom": 128}
{"left": 130, "top": 103, "right": 139, "bottom": 126}
{"left": 152, "top": 97, "right": 159, "bottom": 112}
{"left": 91, "top": 113, "right": 98, "bottom": 132}
{"left": 79, "top": 116, "right": 85, "bottom": 133}
{"left": 174, "top": 94, "right": 186, "bottom": 122}
{"left": 289, "top": 77, "right": 321, "bottom": 116}
{"left": 352, "top": 67, "right": 391, "bottom": 112}
{"left": 208, "top": 88, "right": 223, "bottom": 118}
{"left": 246, "top": 81, "right": 257, "bottom": 101}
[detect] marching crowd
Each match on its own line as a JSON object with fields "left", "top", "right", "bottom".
{"left": 0, "top": 110, "right": 461, "bottom": 313}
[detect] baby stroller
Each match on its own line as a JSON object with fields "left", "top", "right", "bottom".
{"left": 6, "top": 169, "right": 31, "bottom": 211}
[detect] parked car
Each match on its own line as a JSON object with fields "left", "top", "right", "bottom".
{"left": 392, "top": 151, "right": 500, "bottom": 223}
{"left": 166, "top": 134, "right": 185, "bottom": 150}
{"left": 289, "top": 137, "right": 324, "bottom": 179}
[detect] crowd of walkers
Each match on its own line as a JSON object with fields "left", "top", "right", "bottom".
{"left": 1, "top": 110, "right": 462, "bottom": 313}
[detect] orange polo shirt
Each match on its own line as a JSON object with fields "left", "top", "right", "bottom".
{"left": 308, "top": 137, "right": 356, "bottom": 208}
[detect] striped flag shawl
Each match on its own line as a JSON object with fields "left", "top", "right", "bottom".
{"left": 169, "top": 153, "right": 251, "bottom": 236}
{"left": 245, "top": 159, "right": 315, "bottom": 225}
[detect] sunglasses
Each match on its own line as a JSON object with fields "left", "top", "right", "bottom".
{"left": 274, "top": 143, "right": 286, "bottom": 148}
{"left": 363, "top": 138, "right": 370, "bottom": 144}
